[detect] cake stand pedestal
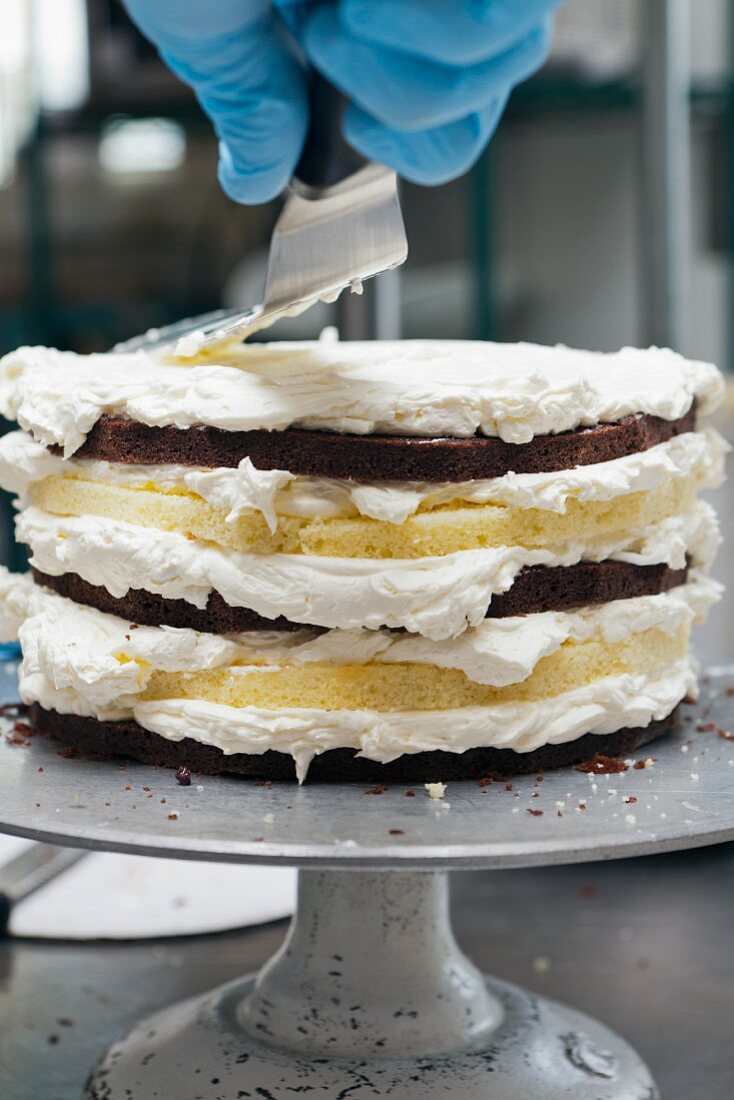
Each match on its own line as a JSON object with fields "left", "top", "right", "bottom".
{"left": 2, "top": 664, "right": 734, "bottom": 1098}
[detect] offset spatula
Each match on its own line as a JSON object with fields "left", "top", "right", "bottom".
{"left": 117, "top": 75, "right": 408, "bottom": 356}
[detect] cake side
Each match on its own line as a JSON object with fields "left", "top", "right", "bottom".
{"left": 0, "top": 338, "right": 725, "bottom": 781}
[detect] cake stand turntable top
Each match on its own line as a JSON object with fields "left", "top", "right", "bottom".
{"left": 1, "top": 662, "right": 734, "bottom": 870}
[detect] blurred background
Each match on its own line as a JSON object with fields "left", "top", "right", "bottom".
{"left": 0, "top": 0, "right": 731, "bottom": 357}
{"left": 0, "top": 0, "right": 732, "bottom": 647}
{"left": 0, "top": 0, "right": 731, "bottom": 650}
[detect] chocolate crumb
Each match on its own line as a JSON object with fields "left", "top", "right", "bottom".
{"left": 37, "top": 767, "right": 43, "bottom": 773}
{"left": 405, "top": 789, "right": 416, "bottom": 797}
{"left": 476, "top": 776, "right": 493, "bottom": 788}
{"left": 505, "top": 782, "right": 513, "bottom": 791}
{"left": 175, "top": 765, "right": 191, "bottom": 786}
{"left": 57, "top": 746, "right": 76, "bottom": 758}
{"left": 389, "top": 828, "right": 405, "bottom": 835}
{"left": 527, "top": 808, "right": 544, "bottom": 817}
{"left": 726, "top": 686, "right": 734, "bottom": 697}
{"left": 718, "top": 728, "right": 734, "bottom": 741}
{"left": 697, "top": 722, "right": 717, "bottom": 733}
{"left": 167, "top": 812, "right": 178, "bottom": 820}
{"left": 682, "top": 694, "right": 697, "bottom": 705}
{"left": 6, "top": 732, "right": 30, "bottom": 746}
{"left": 47, "top": 1035, "right": 59, "bottom": 1045}
{"left": 625, "top": 795, "right": 638, "bottom": 804}
{"left": 574, "top": 754, "right": 629, "bottom": 775}
{"left": 577, "top": 801, "right": 587, "bottom": 810}
{"left": 364, "top": 784, "right": 388, "bottom": 795}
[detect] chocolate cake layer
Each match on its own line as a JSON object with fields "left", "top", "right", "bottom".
{"left": 30, "top": 705, "right": 678, "bottom": 782}
{"left": 31, "top": 561, "right": 689, "bottom": 632}
{"left": 71, "top": 406, "right": 696, "bottom": 483}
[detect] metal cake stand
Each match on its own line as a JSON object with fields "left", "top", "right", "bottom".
{"left": 2, "top": 661, "right": 734, "bottom": 1099}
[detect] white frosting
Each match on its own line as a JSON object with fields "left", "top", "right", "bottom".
{"left": 1, "top": 569, "right": 717, "bottom": 697}
{"left": 16, "top": 645, "right": 697, "bottom": 781}
{"left": 130, "top": 660, "right": 696, "bottom": 780}
{"left": 16, "top": 502, "right": 721, "bottom": 639}
{"left": 1, "top": 426, "right": 726, "bottom": 527}
{"left": 0, "top": 340, "right": 723, "bottom": 454}
{"left": 1, "top": 570, "right": 702, "bottom": 779}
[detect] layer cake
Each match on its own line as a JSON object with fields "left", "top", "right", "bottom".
{"left": 0, "top": 338, "right": 725, "bottom": 781}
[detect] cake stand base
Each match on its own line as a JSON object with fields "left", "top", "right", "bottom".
{"left": 85, "top": 870, "right": 658, "bottom": 1099}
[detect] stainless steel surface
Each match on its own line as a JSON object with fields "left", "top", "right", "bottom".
{"left": 113, "top": 307, "right": 250, "bottom": 355}
{"left": 115, "top": 161, "right": 407, "bottom": 355}
{"left": 640, "top": 0, "right": 692, "bottom": 350}
{"left": 0, "top": 844, "right": 87, "bottom": 936}
{"left": 2, "top": 848, "right": 732, "bottom": 1100}
{"left": 262, "top": 162, "right": 406, "bottom": 321}
{"left": 85, "top": 877, "right": 657, "bottom": 1100}
{"left": 0, "top": 663, "right": 732, "bottom": 869}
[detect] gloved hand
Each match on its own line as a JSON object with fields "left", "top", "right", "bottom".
{"left": 122, "top": 0, "right": 560, "bottom": 204}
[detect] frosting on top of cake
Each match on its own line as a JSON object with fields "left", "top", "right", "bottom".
{"left": 0, "top": 339, "right": 723, "bottom": 454}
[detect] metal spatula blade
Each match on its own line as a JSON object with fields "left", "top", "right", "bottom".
{"left": 117, "top": 76, "right": 407, "bottom": 357}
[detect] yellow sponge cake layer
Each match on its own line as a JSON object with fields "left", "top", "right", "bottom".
{"left": 140, "top": 624, "right": 688, "bottom": 713}
{"left": 31, "top": 474, "right": 699, "bottom": 561}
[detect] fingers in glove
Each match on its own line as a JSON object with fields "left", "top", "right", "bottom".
{"left": 123, "top": 0, "right": 308, "bottom": 203}
{"left": 342, "top": 0, "right": 562, "bottom": 66}
{"left": 303, "top": 6, "right": 550, "bottom": 132}
{"left": 344, "top": 95, "right": 509, "bottom": 185}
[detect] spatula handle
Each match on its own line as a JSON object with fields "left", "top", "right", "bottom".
{"left": 295, "top": 70, "right": 369, "bottom": 190}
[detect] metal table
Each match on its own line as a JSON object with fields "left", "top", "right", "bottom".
{"left": 1, "top": 664, "right": 734, "bottom": 1098}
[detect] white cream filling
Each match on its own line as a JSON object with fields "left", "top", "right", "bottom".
{"left": 15, "top": 502, "right": 721, "bottom": 640}
{"left": 0, "top": 427, "right": 726, "bottom": 528}
{"left": 1, "top": 569, "right": 717, "bottom": 702}
{"left": 19, "top": 657, "right": 697, "bottom": 782}
{"left": 0, "top": 340, "right": 723, "bottom": 454}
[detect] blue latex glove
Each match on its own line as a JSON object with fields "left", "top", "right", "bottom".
{"left": 123, "top": 0, "right": 560, "bottom": 202}
{"left": 122, "top": 0, "right": 309, "bottom": 203}
{"left": 294, "top": 0, "right": 559, "bottom": 184}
